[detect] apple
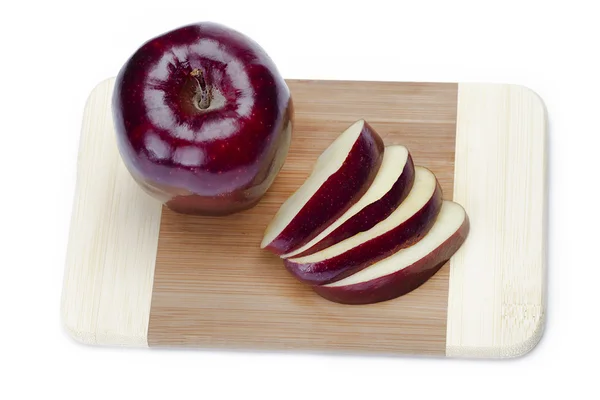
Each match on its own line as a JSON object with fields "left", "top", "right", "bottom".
{"left": 112, "top": 22, "right": 294, "bottom": 216}
{"left": 261, "top": 119, "right": 385, "bottom": 255}
{"left": 313, "top": 201, "right": 469, "bottom": 305}
{"left": 283, "top": 166, "right": 443, "bottom": 285}
{"left": 282, "top": 145, "right": 415, "bottom": 259}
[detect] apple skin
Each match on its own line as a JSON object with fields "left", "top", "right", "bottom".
{"left": 284, "top": 179, "right": 443, "bottom": 285}
{"left": 288, "top": 153, "right": 415, "bottom": 258}
{"left": 312, "top": 214, "right": 469, "bottom": 305}
{"left": 112, "top": 22, "right": 293, "bottom": 216}
{"left": 263, "top": 122, "right": 385, "bottom": 255}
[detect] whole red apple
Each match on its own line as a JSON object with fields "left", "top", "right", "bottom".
{"left": 112, "top": 22, "right": 293, "bottom": 215}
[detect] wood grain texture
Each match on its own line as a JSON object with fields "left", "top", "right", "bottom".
{"left": 147, "top": 80, "right": 458, "bottom": 355}
{"left": 61, "top": 78, "right": 547, "bottom": 357}
{"left": 446, "top": 83, "right": 547, "bottom": 358}
{"left": 61, "top": 79, "right": 163, "bottom": 346}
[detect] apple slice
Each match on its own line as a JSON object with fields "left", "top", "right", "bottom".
{"left": 261, "top": 120, "right": 385, "bottom": 255}
{"left": 284, "top": 166, "right": 443, "bottom": 285}
{"left": 313, "top": 201, "right": 469, "bottom": 305}
{"left": 282, "top": 145, "right": 415, "bottom": 259}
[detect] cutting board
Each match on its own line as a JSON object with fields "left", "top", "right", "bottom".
{"left": 61, "top": 77, "right": 547, "bottom": 358}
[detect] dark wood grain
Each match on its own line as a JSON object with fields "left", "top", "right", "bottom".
{"left": 148, "top": 80, "right": 458, "bottom": 355}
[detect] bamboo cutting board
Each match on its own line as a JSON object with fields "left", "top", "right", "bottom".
{"left": 61, "top": 77, "right": 547, "bottom": 358}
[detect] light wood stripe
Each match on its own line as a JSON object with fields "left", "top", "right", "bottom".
{"left": 60, "top": 78, "right": 162, "bottom": 346}
{"left": 446, "top": 83, "right": 547, "bottom": 357}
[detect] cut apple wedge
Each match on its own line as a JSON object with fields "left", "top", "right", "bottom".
{"left": 284, "top": 166, "right": 443, "bottom": 285}
{"left": 313, "top": 201, "right": 469, "bottom": 305}
{"left": 261, "top": 120, "right": 385, "bottom": 255}
{"left": 282, "top": 145, "right": 415, "bottom": 259}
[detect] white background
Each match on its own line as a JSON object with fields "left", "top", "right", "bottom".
{"left": 1, "top": 0, "right": 598, "bottom": 398}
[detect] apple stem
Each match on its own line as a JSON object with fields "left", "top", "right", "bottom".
{"left": 191, "top": 69, "right": 211, "bottom": 110}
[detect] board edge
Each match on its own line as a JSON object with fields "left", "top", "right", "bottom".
{"left": 60, "top": 77, "right": 161, "bottom": 347}
{"left": 446, "top": 82, "right": 548, "bottom": 359}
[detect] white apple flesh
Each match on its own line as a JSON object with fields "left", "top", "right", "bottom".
{"left": 284, "top": 166, "right": 443, "bottom": 285}
{"left": 313, "top": 201, "right": 469, "bottom": 305}
{"left": 261, "top": 120, "right": 385, "bottom": 255}
{"left": 282, "top": 145, "right": 415, "bottom": 259}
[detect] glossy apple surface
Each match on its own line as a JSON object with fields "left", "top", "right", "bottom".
{"left": 284, "top": 167, "right": 443, "bottom": 285}
{"left": 261, "top": 120, "right": 385, "bottom": 255}
{"left": 112, "top": 22, "right": 293, "bottom": 215}
{"left": 313, "top": 201, "right": 469, "bottom": 305}
{"left": 282, "top": 145, "right": 415, "bottom": 259}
